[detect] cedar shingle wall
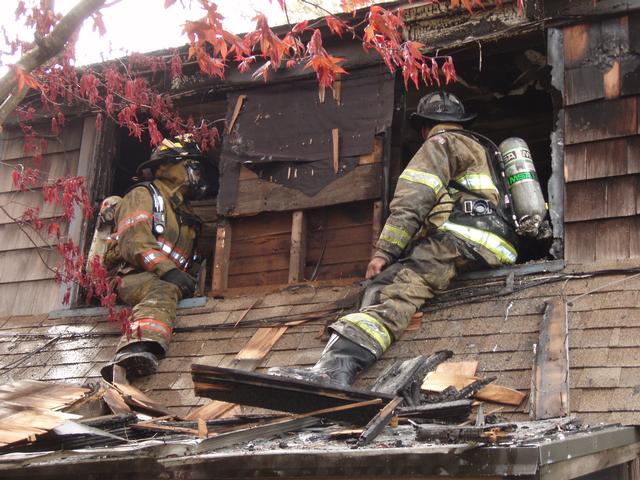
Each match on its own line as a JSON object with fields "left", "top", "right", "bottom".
{"left": 0, "top": 120, "right": 84, "bottom": 316}
{"left": 563, "top": 14, "right": 640, "bottom": 263}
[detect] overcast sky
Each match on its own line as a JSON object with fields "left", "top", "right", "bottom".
{"left": 57, "top": 0, "right": 290, "bottom": 65}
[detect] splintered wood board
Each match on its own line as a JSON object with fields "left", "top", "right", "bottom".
{"left": 0, "top": 380, "right": 87, "bottom": 447}
{"left": 192, "top": 365, "right": 392, "bottom": 425}
{"left": 186, "top": 325, "right": 289, "bottom": 421}
{"left": 422, "top": 372, "right": 525, "bottom": 406}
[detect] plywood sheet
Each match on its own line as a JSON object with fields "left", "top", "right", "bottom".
{"left": 230, "top": 163, "right": 382, "bottom": 216}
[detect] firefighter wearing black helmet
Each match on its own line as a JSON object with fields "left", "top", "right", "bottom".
{"left": 270, "top": 92, "right": 519, "bottom": 387}
{"left": 101, "top": 135, "right": 210, "bottom": 381}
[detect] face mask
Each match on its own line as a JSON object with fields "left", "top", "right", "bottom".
{"left": 183, "top": 159, "right": 211, "bottom": 200}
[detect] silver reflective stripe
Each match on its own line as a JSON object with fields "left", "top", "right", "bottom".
{"left": 439, "top": 221, "right": 517, "bottom": 265}
{"left": 455, "top": 174, "right": 498, "bottom": 194}
{"left": 341, "top": 312, "right": 392, "bottom": 352}
{"left": 158, "top": 240, "right": 187, "bottom": 267}
{"left": 399, "top": 168, "right": 443, "bottom": 194}
{"left": 379, "top": 224, "right": 411, "bottom": 249}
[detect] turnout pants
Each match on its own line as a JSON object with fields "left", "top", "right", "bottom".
{"left": 331, "top": 232, "right": 502, "bottom": 358}
{"left": 115, "top": 271, "right": 181, "bottom": 356}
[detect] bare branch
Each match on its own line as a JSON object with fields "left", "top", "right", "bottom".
{"left": 0, "top": 0, "right": 107, "bottom": 124}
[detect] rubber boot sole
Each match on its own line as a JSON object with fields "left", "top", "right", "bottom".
{"left": 100, "top": 352, "right": 158, "bottom": 383}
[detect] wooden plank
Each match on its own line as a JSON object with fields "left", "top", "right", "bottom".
{"left": 436, "top": 361, "right": 479, "bottom": 377}
{"left": 231, "top": 211, "right": 292, "bottom": 239}
{"left": 229, "top": 252, "right": 290, "bottom": 276}
{"left": 191, "top": 365, "right": 394, "bottom": 424}
{"left": 372, "top": 352, "right": 452, "bottom": 406}
{"left": 357, "top": 396, "right": 403, "bottom": 447}
{"left": 288, "top": 211, "right": 307, "bottom": 283}
{"left": 531, "top": 298, "right": 570, "bottom": 420}
{"left": 358, "top": 136, "right": 383, "bottom": 165}
{"left": 186, "top": 325, "right": 289, "bottom": 421}
{"left": 332, "top": 128, "right": 340, "bottom": 174}
{"left": 305, "top": 260, "right": 367, "bottom": 281}
{"left": 421, "top": 372, "right": 526, "bottom": 406}
{"left": 565, "top": 97, "right": 638, "bottom": 144}
{"left": 113, "top": 382, "right": 175, "bottom": 417}
{"left": 565, "top": 221, "right": 597, "bottom": 263}
{"left": 226, "top": 94, "right": 246, "bottom": 134}
{"left": 102, "top": 388, "right": 132, "bottom": 415}
{"left": 307, "top": 224, "right": 372, "bottom": 250}
{"left": 230, "top": 233, "right": 291, "bottom": 260}
{"left": 371, "top": 200, "right": 383, "bottom": 257}
{"left": 596, "top": 217, "right": 631, "bottom": 261}
{"left": 230, "top": 163, "right": 382, "bottom": 216}
{"left": 228, "top": 269, "right": 289, "bottom": 288}
{"left": 307, "top": 242, "right": 372, "bottom": 265}
{"left": 196, "top": 399, "right": 382, "bottom": 453}
{"left": 212, "top": 220, "right": 232, "bottom": 292}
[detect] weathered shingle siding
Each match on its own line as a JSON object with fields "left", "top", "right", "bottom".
{"left": 563, "top": 14, "right": 640, "bottom": 263}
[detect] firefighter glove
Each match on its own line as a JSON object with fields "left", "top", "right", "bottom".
{"left": 161, "top": 268, "right": 196, "bottom": 298}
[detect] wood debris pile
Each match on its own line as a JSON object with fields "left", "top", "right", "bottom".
{"left": 0, "top": 351, "right": 560, "bottom": 455}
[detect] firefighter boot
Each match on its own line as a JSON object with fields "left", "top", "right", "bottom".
{"left": 100, "top": 342, "right": 159, "bottom": 382}
{"left": 268, "top": 334, "right": 376, "bottom": 387}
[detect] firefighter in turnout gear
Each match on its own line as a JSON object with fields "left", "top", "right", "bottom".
{"left": 270, "top": 91, "right": 519, "bottom": 387}
{"left": 100, "top": 136, "right": 210, "bottom": 382}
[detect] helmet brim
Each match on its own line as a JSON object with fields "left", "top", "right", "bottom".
{"left": 410, "top": 111, "right": 477, "bottom": 130}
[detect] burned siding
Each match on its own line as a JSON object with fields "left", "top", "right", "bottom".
{"left": 563, "top": 15, "right": 640, "bottom": 263}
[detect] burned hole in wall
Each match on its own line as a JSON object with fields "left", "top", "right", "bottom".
{"left": 402, "top": 39, "right": 557, "bottom": 263}
{"left": 111, "top": 126, "right": 221, "bottom": 198}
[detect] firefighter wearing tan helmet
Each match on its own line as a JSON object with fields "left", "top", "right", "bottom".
{"left": 100, "top": 135, "right": 210, "bottom": 382}
{"left": 270, "top": 91, "right": 549, "bottom": 387}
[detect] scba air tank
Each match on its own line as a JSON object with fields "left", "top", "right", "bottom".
{"left": 498, "top": 137, "right": 548, "bottom": 237}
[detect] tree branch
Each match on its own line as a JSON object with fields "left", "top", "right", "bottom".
{"left": 0, "top": 0, "right": 107, "bottom": 123}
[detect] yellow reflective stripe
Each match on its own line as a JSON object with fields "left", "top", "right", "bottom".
{"left": 399, "top": 168, "right": 443, "bottom": 194}
{"left": 379, "top": 224, "right": 411, "bottom": 249}
{"left": 342, "top": 313, "right": 392, "bottom": 352}
{"left": 439, "top": 221, "right": 517, "bottom": 265}
{"left": 455, "top": 174, "right": 498, "bottom": 193}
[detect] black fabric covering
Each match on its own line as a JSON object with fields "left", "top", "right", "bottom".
{"left": 217, "top": 65, "right": 394, "bottom": 213}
